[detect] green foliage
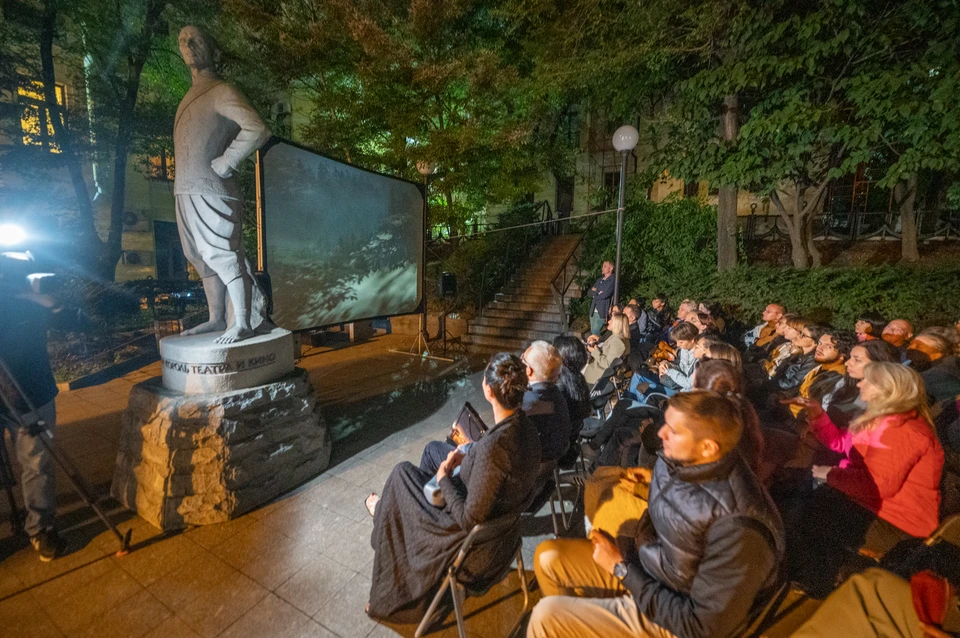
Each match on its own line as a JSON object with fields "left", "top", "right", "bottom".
{"left": 578, "top": 192, "right": 718, "bottom": 298}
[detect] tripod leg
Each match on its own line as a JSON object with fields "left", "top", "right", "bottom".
{"left": 34, "top": 433, "right": 132, "bottom": 556}
{"left": 0, "top": 438, "right": 25, "bottom": 535}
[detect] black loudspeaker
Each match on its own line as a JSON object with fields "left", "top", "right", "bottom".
{"left": 439, "top": 272, "right": 457, "bottom": 298}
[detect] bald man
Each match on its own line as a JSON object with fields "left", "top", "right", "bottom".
{"left": 881, "top": 319, "right": 914, "bottom": 349}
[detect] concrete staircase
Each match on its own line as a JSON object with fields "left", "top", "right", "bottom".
{"left": 462, "top": 234, "right": 583, "bottom": 355}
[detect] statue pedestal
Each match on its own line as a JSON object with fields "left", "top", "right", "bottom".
{"left": 159, "top": 328, "right": 295, "bottom": 395}
{"left": 112, "top": 329, "right": 331, "bottom": 530}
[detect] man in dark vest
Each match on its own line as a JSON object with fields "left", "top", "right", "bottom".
{"left": 527, "top": 391, "right": 785, "bottom": 638}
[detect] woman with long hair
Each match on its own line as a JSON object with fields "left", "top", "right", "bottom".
{"left": 786, "top": 362, "right": 945, "bottom": 597}
{"left": 366, "top": 353, "right": 542, "bottom": 621}
{"left": 583, "top": 313, "right": 631, "bottom": 385}
{"left": 820, "top": 338, "right": 901, "bottom": 429}
{"left": 553, "top": 335, "right": 592, "bottom": 461}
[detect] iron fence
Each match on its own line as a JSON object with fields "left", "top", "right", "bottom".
{"left": 739, "top": 208, "right": 960, "bottom": 243}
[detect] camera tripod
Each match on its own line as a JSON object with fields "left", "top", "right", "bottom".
{"left": 0, "top": 357, "right": 131, "bottom": 557}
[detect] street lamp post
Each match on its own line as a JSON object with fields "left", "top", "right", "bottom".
{"left": 414, "top": 161, "right": 434, "bottom": 355}
{"left": 611, "top": 125, "right": 639, "bottom": 309}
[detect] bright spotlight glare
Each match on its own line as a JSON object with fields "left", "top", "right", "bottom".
{"left": 0, "top": 224, "right": 27, "bottom": 247}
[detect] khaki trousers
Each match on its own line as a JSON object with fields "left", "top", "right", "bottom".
{"left": 793, "top": 568, "right": 924, "bottom": 638}
{"left": 526, "top": 539, "right": 676, "bottom": 638}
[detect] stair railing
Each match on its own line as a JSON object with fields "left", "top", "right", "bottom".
{"left": 550, "top": 233, "right": 585, "bottom": 330}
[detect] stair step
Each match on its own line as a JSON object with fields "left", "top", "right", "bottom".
{"left": 461, "top": 333, "right": 533, "bottom": 353}
{"left": 494, "top": 293, "right": 558, "bottom": 305}
{"left": 472, "top": 316, "right": 565, "bottom": 332}
{"left": 468, "top": 324, "right": 562, "bottom": 342}
{"left": 487, "top": 300, "right": 566, "bottom": 313}
{"left": 481, "top": 308, "right": 565, "bottom": 323}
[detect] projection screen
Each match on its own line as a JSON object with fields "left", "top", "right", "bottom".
{"left": 260, "top": 140, "right": 424, "bottom": 331}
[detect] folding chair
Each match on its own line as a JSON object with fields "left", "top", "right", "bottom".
{"left": 523, "top": 461, "right": 569, "bottom": 537}
{"left": 742, "top": 574, "right": 791, "bottom": 637}
{"left": 925, "top": 513, "right": 960, "bottom": 547}
{"left": 415, "top": 513, "right": 532, "bottom": 638}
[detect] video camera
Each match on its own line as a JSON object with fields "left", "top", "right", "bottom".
{"left": 0, "top": 250, "right": 56, "bottom": 296}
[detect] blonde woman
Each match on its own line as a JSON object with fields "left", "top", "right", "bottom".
{"left": 583, "top": 313, "right": 630, "bottom": 385}
{"left": 786, "top": 362, "right": 945, "bottom": 596}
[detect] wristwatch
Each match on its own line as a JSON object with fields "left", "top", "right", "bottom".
{"left": 613, "top": 562, "right": 629, "bottom": 581}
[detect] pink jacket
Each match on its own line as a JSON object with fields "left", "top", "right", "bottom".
{"left": 809, "top": 410, "right": 944, "bottom": 538}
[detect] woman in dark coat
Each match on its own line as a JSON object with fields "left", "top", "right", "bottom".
{"left": 366, "top": 353, "right": 542, "bottom": 623}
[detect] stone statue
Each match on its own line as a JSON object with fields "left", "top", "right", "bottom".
{"left": 174, "top": 25, "right": 272, "bottom": 344}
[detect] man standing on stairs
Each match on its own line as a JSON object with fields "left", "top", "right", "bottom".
{"left": 588, "top": 261, "right": 616, "bottom": 337}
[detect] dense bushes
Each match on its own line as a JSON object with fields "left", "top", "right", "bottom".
{"left": 577, "top": 196, "right": 960, "bottom": 329}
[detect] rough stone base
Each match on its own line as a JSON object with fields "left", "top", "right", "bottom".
{"left": 111, "top": 369, "right": 331, "bottom": 530}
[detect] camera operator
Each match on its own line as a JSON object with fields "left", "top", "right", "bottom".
{"left": 0, "top": 252, "right": 61, "bottom": 561}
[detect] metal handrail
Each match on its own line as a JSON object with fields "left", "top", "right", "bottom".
{"left": 550, "top": 233, "right": 586, "bottom": 329}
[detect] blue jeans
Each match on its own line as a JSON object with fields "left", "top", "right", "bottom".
{"left": 590, "top": 310, "right": 605, "bottom": 337}
{"left": 625, "top": 371, "right": 677, "bottom": 407}
{"left": 2, "top": 400, "right": 57, "bottom": 536}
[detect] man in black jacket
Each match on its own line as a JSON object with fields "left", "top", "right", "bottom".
{"left": 527, "top": 391, "right": 785, "bottom": 638}
{"left": 587, "top": 261, "right": 615, "bottom": 337}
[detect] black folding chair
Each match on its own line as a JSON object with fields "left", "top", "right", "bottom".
{"left": 415, "top": 513, "right": 532, "bottom": 638}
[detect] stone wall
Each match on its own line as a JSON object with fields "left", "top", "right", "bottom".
{"left": 112, "top": 369, "right": 331, "bottom": 530}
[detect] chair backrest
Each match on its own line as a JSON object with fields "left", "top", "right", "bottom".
{"left": 927, "top": 513, "right": 960, "bottom": 547}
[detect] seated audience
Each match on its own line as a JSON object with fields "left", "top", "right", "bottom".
{"left": 698, "top": 301, "right": 726, "bottom": 335}
{"left": 647, "top": 293, "right": 674, "bottom": 337}
{"left": 584, "top": 313, "right": 631, "bottom": 385}
{"left": 656, "top": 320, "right": 700, "bottom": 392}
{"left": 744, "top": 303, "right": 785, "bottom": 349}
{"left": 788, "top": 329, "right": 855, "bottom": 419}
{"left": 908, "top": 331, "right": 960, "bottom": 404}
{"left": 882, "top": 318, "right": 915, "bottom": 351}
{"left": 624, "top": 304, "right": 648, "bottom": 351}
{"left": 769, "top": 323, "right": 824, "bottom": 392}
{"left": 553, "top": 335, "right": 592, "bottom": 435}
{"left": 762, "top": 314, "right": 801, "bottom": 378}
{"left": 923, "top": 325, "right": 960, "bottom": 355}
{"left": 693, "top": 359, "right": 764, "bottom": 475}
{"left": 794, "top": 564, "right": 960, "bottom": 637}
{"left": 419, "top": 341, "right": 570, "bottom": 471}
{"left": 855, "top": 311, "right": 887, "bottom": 342}
{"left": 820, "top": 338, "right": 901, "bottom": 429}
{"left": 366, "top": 354, "right": 541, "bottom": 622}
{"left": 692, "top": 333, "right": 722, "bottom": 361}
{"left": 785, "top": 362, "right": 944, "bottom": 597}
{"left": 527, "top": 391, "right": 785, "bottom": 638}
{"left": 701, "top": 342, "right": 742, "bottom": 368}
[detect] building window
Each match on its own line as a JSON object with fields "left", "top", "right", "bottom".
{"left": 148, "top": 149, "right": 175, "bottom": 181}
{"left": 18, "top": 80, "right": 66, "bottom": 153}
{"left": 684, "top": 180, "right": 700, "bottom": 199}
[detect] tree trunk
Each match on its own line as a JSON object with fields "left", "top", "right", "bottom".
{"left": 717, "top": 94, "right": 739, "bottom": 271}
{"left": 101, "top": 0, "right": 165, "bottom": 280}
{"left": 804, "top": 179, "right": 831, "bottom": 269}
{"left": 896, "top": 174, "right": 920, "bottom": 263}
{"left": 770, "top": 188, "right": 809, "bottom": 269}
{"left": 40, "top": 0, "right": 103, "bottom": 268}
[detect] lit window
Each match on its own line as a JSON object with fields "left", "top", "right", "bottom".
{"left": 18, "top": 80, "right": 66, "bottom": 153}
{"left": 147, "top": 149, "right": 175, "bottom": 181}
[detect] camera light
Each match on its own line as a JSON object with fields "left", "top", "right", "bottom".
{"left": 0, "top": 224, "right": 27, "bottom": 247}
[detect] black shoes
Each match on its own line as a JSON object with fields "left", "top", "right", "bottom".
{"left": 30, "top": 529, "right": 60, "bottom": 562}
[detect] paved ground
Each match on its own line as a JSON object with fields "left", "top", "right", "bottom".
{"left": 0, "top": 332, "right": 818, "bottom": 637}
